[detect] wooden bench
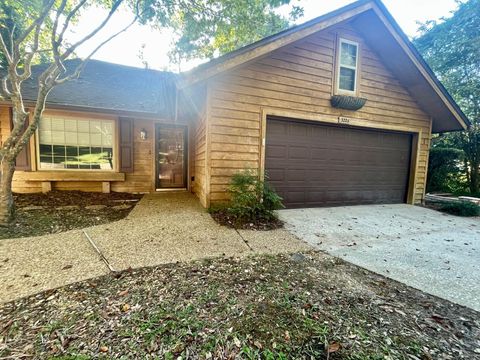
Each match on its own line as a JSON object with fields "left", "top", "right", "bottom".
{"left": 26, "top": 171, "right": 126, "bottom": 193}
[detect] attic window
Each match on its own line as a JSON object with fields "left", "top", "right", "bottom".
{"left": 337, "top": 38, "right": 359, "bottom": 94}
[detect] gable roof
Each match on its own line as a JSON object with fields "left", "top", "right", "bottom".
{"left": 19, "top": 59, "right": 177, "bottom": 117}
{"left": 182, "top": 0, "right": 469, "bottom": 133}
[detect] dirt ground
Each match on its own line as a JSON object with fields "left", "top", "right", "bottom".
{"left": 210, "top": 208, "right": 284, "bottom": 230}
{"left": 1, "top": 251, "right": 478, "bottom": 359}
{"left": 0, "top": 191, "right": 142, "bottom": 239}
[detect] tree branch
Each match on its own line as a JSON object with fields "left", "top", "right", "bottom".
{"left": 14, "top": 0, "right": 56, "bottom": 46}
{"left": 60, "top": 0, "right": 125, "bottom": 60}
{"left": 55, "top": 15, "right": 139, "bottom": 84}
{"left": 0, "top": 76, "right": 12, "bottom": 98}
{"left": 56, "top": 0, "right": 89, "bottom": 47}
{"left": 15, "top": 0, "right": 139, "bottom": 154}
{"left": 0, "top": 30, "right": 13, "bottom": 64}
{"left": 51, "top": 0, "right": 69, "bottom": 72}
{"left": 17, "top": 23, "right": 42, "bottom": 81}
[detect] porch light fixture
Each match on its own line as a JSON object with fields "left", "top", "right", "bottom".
{"left": 140, "top": 128, "right": 147, "bottom": 140}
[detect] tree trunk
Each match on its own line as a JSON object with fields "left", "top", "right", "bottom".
{"left": 0, "top": 158, "right": 16, "bottom": 226}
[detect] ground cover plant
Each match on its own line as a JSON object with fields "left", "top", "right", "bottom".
{"left": 210, "top": 172, "right": 284, "bottom": 230}
{"left": 0, "top": 191, "right": 142, "bottom": 239}
{"left": 438, "top": 201, "right": 480, "bottom": 217}
{"left": 0, "top": 252, "right": 478, "bottom": 359}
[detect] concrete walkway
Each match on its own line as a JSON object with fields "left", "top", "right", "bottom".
{"left": 279, "top": 204, "right": 480, "bottom": 311}
{"left": 0, "top": 192, "right": 310, "bottom": 303}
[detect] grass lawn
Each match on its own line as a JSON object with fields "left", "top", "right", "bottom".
{"left": 0, "top": 252, "right": 478, "bottom": 359}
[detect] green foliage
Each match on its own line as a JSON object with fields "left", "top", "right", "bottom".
{"left": 137, "top": 0, "right": 303, "bottom": 65}
{"left": 227, "top": 170, "right": 284, "bottom": 222}
{"left": 414, "top": 0, "right": 480, "bottom": 194}
{"left": 439, "top": 201, "right": 480, "bottom": 217}
{"left": 1, "top": 0, "right": 303, "bottom": 69}
{"left": 426, "top": 147, "right": 465, "bottom": 193}
{"left": 0, "top": 0, "right": 81, "bottom": 68}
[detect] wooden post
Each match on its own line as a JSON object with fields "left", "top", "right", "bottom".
{"left": 102, "top": 181, "right": 111, "bottom": 194}
{"left": 41, "top": 181, "right": 52, "bottom": 193}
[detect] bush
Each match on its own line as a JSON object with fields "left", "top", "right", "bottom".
{"left": 427, "top": 147, "right": 466, "bottom": 194}
{"left": 439, "top": 201, "right": 480, "bottom": 217}
{"left": 227, "top": 171, "right": 284, "bottom": 223}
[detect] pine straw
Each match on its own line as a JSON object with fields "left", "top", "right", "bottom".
{"left": 0, "top": 252, "right": 479, "bottom": 359}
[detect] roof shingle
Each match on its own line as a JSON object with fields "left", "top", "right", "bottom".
{"left": 21, "top": 59, "right": 177, "bottom": 117}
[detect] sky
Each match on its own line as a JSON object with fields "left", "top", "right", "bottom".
{"left": 69, "top": 0, "right": 459, "bottom": 72}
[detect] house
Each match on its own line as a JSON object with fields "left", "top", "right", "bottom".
{"left": 0, "top": 0, "right": 469, "bottom": 209}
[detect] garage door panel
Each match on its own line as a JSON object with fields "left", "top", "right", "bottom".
{"left": 267, "top": 144, "right": 287, "bottom": 159}
{"left": 289, "top": 146, "right": 310, "bottom": 159}
{"left": 265, "top": 117, "right": 412, "bottom": 208}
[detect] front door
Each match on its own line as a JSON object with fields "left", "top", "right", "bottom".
{"left": 155, "top": 124, "right": 187, "bottom": 189}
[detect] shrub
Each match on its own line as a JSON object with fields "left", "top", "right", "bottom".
{"left": 227, "top": 171, "right": 284, "bottom": 223}
{"left": 427, "top": 147, "right": 466, "bottom": 194}
{"left": 439, "top": 201, "right": 480, "bottom": 217}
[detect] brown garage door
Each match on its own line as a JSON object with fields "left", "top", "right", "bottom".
{"left": 265, "top": 117, "right": 412, "bottom": 208}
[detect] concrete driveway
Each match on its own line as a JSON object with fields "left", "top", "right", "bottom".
{"left": 279, "top": 204, "right": 480, "bottom": 311}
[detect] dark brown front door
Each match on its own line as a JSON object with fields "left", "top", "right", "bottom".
{"left": 155, "top": 124, "right": 187, "bottom": 189}
{"left": 265, "top": 117, "right": 412, "bottom": 208}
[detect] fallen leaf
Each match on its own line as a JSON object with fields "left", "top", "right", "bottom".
{"left": 99, "top": 346, "right": 108, "bottom": 353}
{"left": 254, "top": 341, "right": 263, "bottom": 349}
{"left": 233, "top": 337, "right": 241, "bottom": 347}
{"left": 121, "top": 303, "right": 130, "bottom": 312}
{"left": 328, "top": 342, "right": 341, "bottom": 353}
{"left": 118, "top": 289, "right": 129, "bottom": 297}
{"left": 62, "top": 265, "right": 73, "bottom": 270}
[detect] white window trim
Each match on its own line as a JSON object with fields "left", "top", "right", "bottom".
{"left": 336, "top": 37, "right": 360, "bottom": 95}
{"left": 35, "top": 115, "right": 117, "bottom": 172}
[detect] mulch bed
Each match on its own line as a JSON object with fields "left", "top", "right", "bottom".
{"left": 0, "top": 252, "right": 478, "bottom": 359}
{"left": 0, "top": 191, "right": 142, "bottom": 240}
{"left": 210, "top": 209, "right": 284, "bottom": 230}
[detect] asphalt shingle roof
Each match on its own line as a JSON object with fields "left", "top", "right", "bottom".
{"left": 21, "top": 59, "right": 177, "bottom": 117}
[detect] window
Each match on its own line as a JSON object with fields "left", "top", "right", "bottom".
{"left": 337, "top": 38, "right": 359, "bottom": 93}
{"left": 38, "top": 116, "right": 114, "bottom": 170}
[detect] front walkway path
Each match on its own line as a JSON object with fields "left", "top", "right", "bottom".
{"left": 0, "top": 192, "right": 310, "bottom": 303}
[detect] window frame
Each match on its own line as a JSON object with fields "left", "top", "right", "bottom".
{"left": 335, "top": 37, "right": 360, "bottom": 95}
{"left": 35, "top": 114, "right": 117, "bottom": 172}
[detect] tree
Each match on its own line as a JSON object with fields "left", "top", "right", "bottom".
{"left": 414, "top": 0, "right": 480, "bottom": 195}
{"left": 139, "top": 0, "right": 303, "bottom": 67}
{"left": 426, "top": 147, "right": 464, "bottom": 193}
{"left": 0, "top": 1, "right": 55, "bottom": 68}
{"left": 0, "top": 0, "right": 138, "bottom": 225}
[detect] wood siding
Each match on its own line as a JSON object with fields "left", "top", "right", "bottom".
{"left": 0, "top": 106, "right": 196, "bottom": 194}
{"left": 0, "top": 106, "right": 41, "bottom": 193}
{"left": 205, "top": 23, "right": 432, "bottom": 205}
{"left": 193, "top": 111, "right": 208, "bottom": 206}
{"left": 111, "top": 118, "right": 154, "bottom": 193}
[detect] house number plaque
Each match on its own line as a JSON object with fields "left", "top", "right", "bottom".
{"left": 338, "top": 116, "right": 351, "bottom": 124}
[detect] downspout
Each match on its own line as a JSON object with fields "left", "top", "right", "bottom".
{"left": 174, "top": 84, "right": 179, "bottom": 124}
